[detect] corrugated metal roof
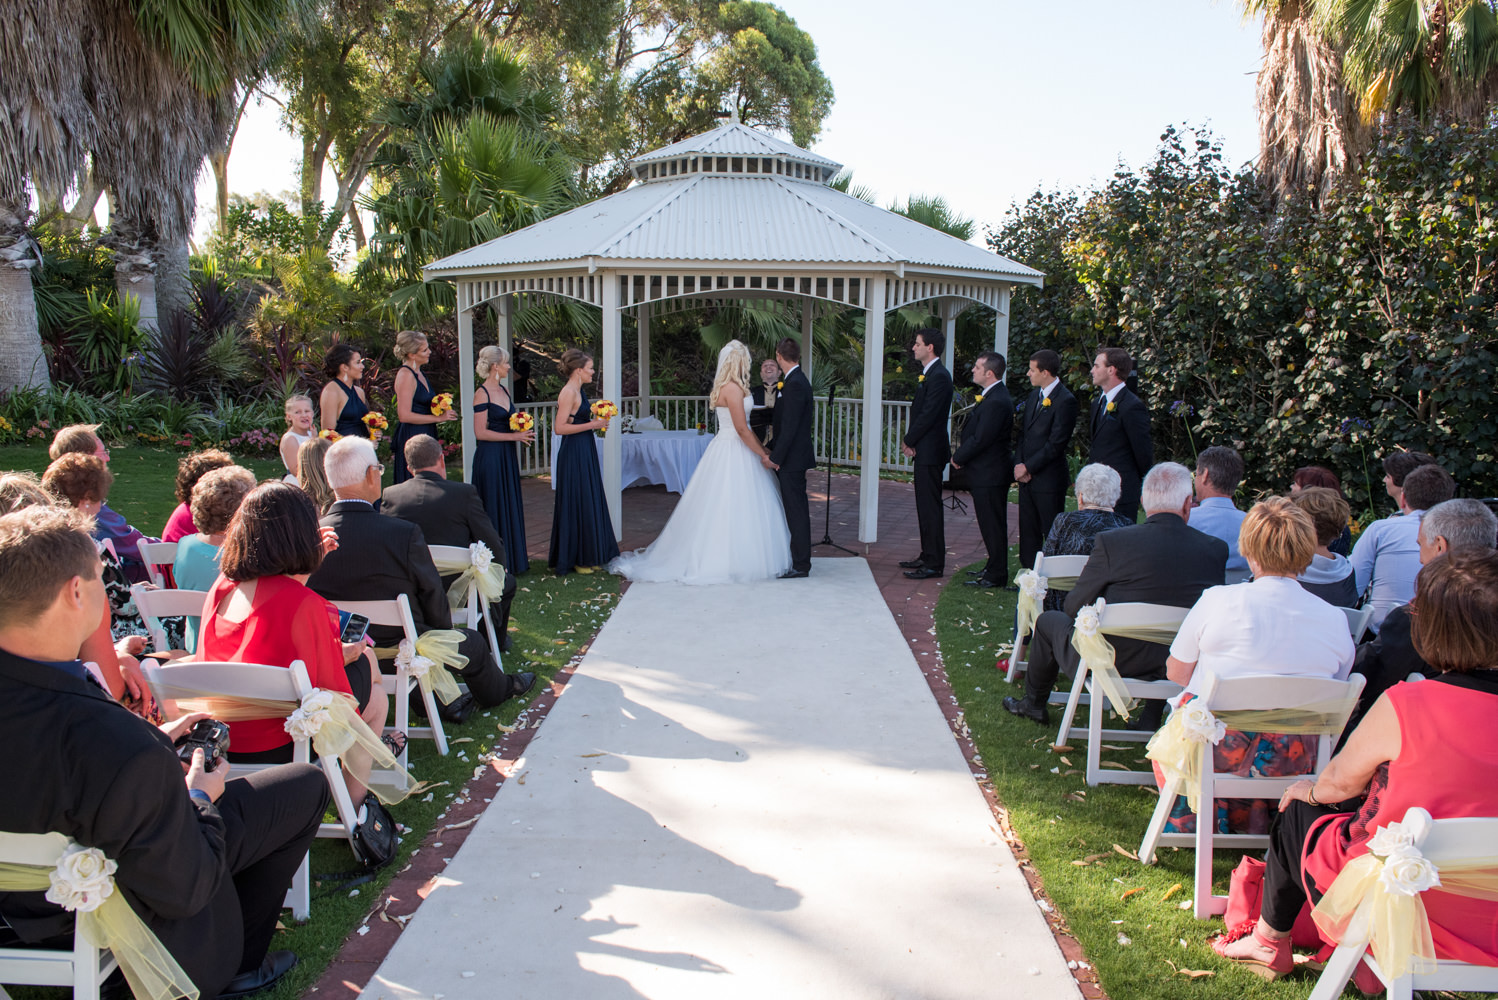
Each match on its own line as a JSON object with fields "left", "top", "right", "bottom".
{"left": 631, "top": 122, "right": 841, "bottom": 171}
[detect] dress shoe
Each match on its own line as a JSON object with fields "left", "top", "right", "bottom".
{"left": 436, "top": 692, "right": 477, "bottom": 725}
{"left": 963, "top": 578, "right": 998, "bottom": 589}
{"left": 1002, "top": 695, "right": 1051, "bottom": 725}
{"left": 903, "top": 567, "right": 943, "bottom": 580}
{"left": 499, "top": 633, "right": 513, "bottom": 654}
{"left": 1003, "top": 584, "right": 1019, "bottom": 593}
{"left": 778, "top": 568, "right": 810, "bottom": 579}
{"left": 966, "top": 568, "right": 986, "bottom": 576}
{"left": 898, "top": 558, "right": 925, "bottom": 569}
{"left": 508, "top": 671, "right": 537, "bottom": 699}
{"left": 220, "top": 951, "right": 298, "bottom": 1000}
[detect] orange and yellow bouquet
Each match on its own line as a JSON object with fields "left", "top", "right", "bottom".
{"left": 430, "top": 392, "right": 454, "bottom": 418}
{"left": 509, "top": 411, "right": 535, "bottom": 433}
{"left": 362, "top": 412, "right": 388, "bottom": 441}
{"left": 590, "top": 399, "right": 618, "bottom": 437}
{"left": 319, "top": 429, "right": 342, "bottom": 441}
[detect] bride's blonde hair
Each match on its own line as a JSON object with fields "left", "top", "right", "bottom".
{"left": 709, "top": 340, "right": 752, "bottom": 407}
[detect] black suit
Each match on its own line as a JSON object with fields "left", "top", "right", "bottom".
{"left": 1340, "top": 604, "right": 1425, "bottom": 745}
{"left": 380, "top": 470, "right": 518, "bottom": 654}
{"left": 1023, "top": 513, "right": 1227, "bottom": 705}
{"left": 308, "top": 500, "right": 513, "bottom": 707}
{"left": 749, "top": 383, "right": 774, "bottom": 445}
{"left": 0, "top": 647, "right": 327, "bottom": 999}
{"left": 902, "top": 361, "right": 955, "bottom": 572}
{"left": 1015, "top": 380, "right": 1079, "bottom": 571}
{"left": 1087, "top": 385, "right": 1153, "bottom": 522}
{"left": 769, "top": 365, "right": 814, "bottom": 573}
{"left": 951, "top": 383, "right": 1014, "bottom": 584}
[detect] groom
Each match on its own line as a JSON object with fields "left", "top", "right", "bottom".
{"left": 764, "top": 337, "right": 814, "bottom": 578}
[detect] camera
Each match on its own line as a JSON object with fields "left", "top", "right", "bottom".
{"left": 174, "top": 719, "right": 231, "bottom": 772}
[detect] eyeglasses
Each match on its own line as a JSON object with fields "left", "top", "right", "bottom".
{"left": 369, "top": 463, "right": 384, "bottom": 476}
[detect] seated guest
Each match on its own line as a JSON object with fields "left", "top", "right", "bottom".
{"left": 1350, "top": 462, "right": 1455, "bottom": 633}
{"left": 308, "top": 437, "right": 533, "bottom": 724}
{"left": 1003, "top": 462, "right": 1227, "bottom": 726}
{"left": 175, "top": 466, "right": 258, "bottom": 651}
{"left": 1214, "top": 550, "right": 1498, "bottom": 979}
{"left": 161, "top": 449, "right": 234, "bottom": 543}
{"left": 279, "top": 394, "right": 317, "bottom": 485}
{"left": 1291, "top": 465, "right": 1353, "bottom": 556}
{"left": 297, "top": 435, "right": 336, "bottom": 514}
{"left": 0, "top": 504, "right": 326, "bottom": 1000}
{"left": 1190, "top": 446, "right": 1250, "bottom": 584}
{"left": 1292, "top": 487, "right": 1358, "bottom": 606}
{"left": 199, "top": 481, "right": 389, "bottom": 805}
{"left": 1039, "top": 463, "right": 1132, "bottom": 610}
{"left": 1379, "top": 447, "right": 1437, "bottom": 510}
{"left": 380, "top": 435, "right": 523, "bottom": 656}
{"left": 1158, "top": 497, "right": 1356, "bottom": 835}
{"left": 48, "top": 424, "right": 156, "bottom": 582}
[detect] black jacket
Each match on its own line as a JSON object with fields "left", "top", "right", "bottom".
{"left": 768, "top": 366, "right": 815, "bottom": 473}
{"left": 1087, "top": 385, "right": 1153, "bottom": 493}
{"left": 381, "top": 471, "right": 509, "bottom": 568}
{"left": 951, "top": 384, "right": 1014, "bottom": 488}
{"left": 1063, "top": 513, "right": 1227, "bottom": 676}
{"left": 903, "top": 361, "right": 954, "bottom": 466}
{"left": 1016, "top": 380, "right": 1079, "bottom": 493}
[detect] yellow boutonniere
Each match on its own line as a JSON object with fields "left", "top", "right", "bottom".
{"left": 1106, "top": 401, "right": 1117, "bottom": 413}
{"left": 1042, "top": 397, "right": 1052, "bottom": 408}
{"left": 974, "top": 393, "right": 984, "bottom": 404}
{"left": 775, "top": 381, "right": 784, "bottom": 391}
{"left": 918, "top": 374, "right": 926, "bottom": 383}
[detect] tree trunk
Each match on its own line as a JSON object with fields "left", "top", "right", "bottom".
{"left": 348, "top": 206, "right": 367, "bottom": 251}
{"left": 0, "top": 200, "right": 52, "bottom": 391}
{"left": 115, "top": 247, "right": 159, "bottom": 335}
{"left": 154, "top": 239, "right": 192, "bottom": 331}
{"left": 62, "top": 167, "right": 105, "bottom": 234}
{"left": 210, "top": 150, "right": 231, "bottom": 236}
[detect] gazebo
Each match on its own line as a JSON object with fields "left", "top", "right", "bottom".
{"left": 423, "top": 122, "right": 1042, "bottom": 543}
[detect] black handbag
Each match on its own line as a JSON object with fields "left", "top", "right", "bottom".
{"left": 349, "top": 794, "right": 398, "bottom": 871}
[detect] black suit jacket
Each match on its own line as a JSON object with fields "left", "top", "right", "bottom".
{"left": 1062, "top": 513, "right": 1228, "bottom": 675}
{"left": 380, "top": 471, "right": 509, "bottom": 568}
{"left": 1017, "top": 380, "right": 1079, "bottom": 493}
{"left": 308, "top": 500, "right": 452, "bottom": 644}
{"left": 951, "top": 384, "right": 1014, "bottom": 488}
{"left": 0, "top": 648, "right": 230, "bottom": 943}
{"left": 769, "top": 366, "right": 814, "bottom": 473}
{"left": 903, "top": 361, "right": 954, "bottom": 466}
{"left": 1087, "top": 385, "right": 1153, "bottom": 491}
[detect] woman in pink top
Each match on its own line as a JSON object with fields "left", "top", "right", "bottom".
{"left": 161, "top": 449, "right": 234, "bottom": 542}
{"left": 1215, "top": 549, "right": 1498, "bottom": 979}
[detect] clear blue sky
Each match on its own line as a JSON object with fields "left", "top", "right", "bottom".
{"left": 195, "top": 0, "right": 1264, "bottom": 244}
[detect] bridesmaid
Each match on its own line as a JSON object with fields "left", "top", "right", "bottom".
{"left": 548, "top": 348, "right": 619, "bottom": 575}
{"left": 391, "top": 329, "right": 456, "bottom": 483}
{"left": 319, "top": 344, "right": 371, "bottom": 438}
{"left": 472, "top": 346, "right": 536, "bottom": 573}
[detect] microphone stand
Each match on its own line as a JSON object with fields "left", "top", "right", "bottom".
{"left": 813, "top": 377, "right": 856, "bottom": 555}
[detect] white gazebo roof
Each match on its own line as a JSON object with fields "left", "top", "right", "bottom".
{"left": 426, "top": 122, "right": 1043, "bottom": 545}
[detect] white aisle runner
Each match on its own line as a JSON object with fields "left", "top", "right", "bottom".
{"left": 369, "top": 558, "right": 1079, "bottom": 1000}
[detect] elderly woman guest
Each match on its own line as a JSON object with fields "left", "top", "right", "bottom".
{"left": 1292, "top": 486, "right": 1358, "bottom": 607}
{"left": 174, "top": 466, "right": 258, "bottom": 651}
{"left": 319, "top": 343, "right": 371, "bottom": 439}
{"left": 1216, "top": 549, "right": 1498, "bottom": 979}
{"left": 471, "top": 345, "right": 536, "bottom": 573}
{"left": 1291, "top": 465, "right": 1353, "bottom": 556}
{"left": 161, "top": 449, "right": 234, "bottom": 542}
{"left": 48, "top": 424, "right": 155, "bottom": 582}
{"left": 549, "top": 348, "right": 619, "bottom": 575}
{"left": 391, "top": 329, "right": 457, "bottom": 484}
{"left": 1038, "top": 463, "right": 1132, "bottom": 610}
{"left": 296, "top": 436, "right": 336, "bottom": 515}
{"left": 1158, "top": 497, "right": 1356, "bottom": 835}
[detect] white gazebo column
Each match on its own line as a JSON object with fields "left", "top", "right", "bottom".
{"left": 495, "top": 295, "right": 513, "bottom": 397}
{"left": 636, "top": 302, "right": 651, "bottom": 418}
{"left": 600, "top": 272, "right": 624, "bottom": 540}
{"left": 858, "top": 275, "right": 886, "bottom": 544}
{"left": 457, "top": 298, "right": 476, "bottom": 481}
{"left": 994, "top": 285, "right": 1011, "bottom": 358}
{"left": 939, "top": 299, "right": 961, "bottom": 486}
{"left": 801, "top": 298, "right": 815, "bottom": 380}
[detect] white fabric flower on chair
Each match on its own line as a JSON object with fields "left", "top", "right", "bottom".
{"left": 1378, "top": 845, "right": 1442, "bottom": 897}
{"left": 45, "top": 845, "right": 118, "bottom": 913}
{"left": 469, "top": 541, "right": 493, "bottom": 574}
{"left": 1016, "top": 569, "right": 1048, "bottom": 603}
{"left": 284, "top": 688, "right": 336, "bottom": 741}
{"left": 1074, "top": 599, "right": 1105, "bottom": 637}
{"left": 394, "top": 638, "right": 434, "bottom": 680}
{"left": 1366, "top": 822, "right": 1417, "bottom": 858}
{"left": 1176, "top": 702, "right": 1227, "bottom": 745}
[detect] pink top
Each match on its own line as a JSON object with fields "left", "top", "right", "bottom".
{"left": 1304, "top": 679, "right": 1498, "bottom": 965}
{"left": 162, "top": 502, "right": 197, "bottom": 543}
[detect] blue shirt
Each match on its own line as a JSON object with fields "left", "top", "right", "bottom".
{"left": 1189, "top": 497, "right": 1249, "bottom": 584}
{"left": 1349, "top": 509, "right": 1425, "bottom": 634}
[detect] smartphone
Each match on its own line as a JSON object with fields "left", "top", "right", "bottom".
{"left": 337, "top": 610, "right": 370, "bottom": 644}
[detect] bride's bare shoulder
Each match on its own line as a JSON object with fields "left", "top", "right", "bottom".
{"left": 717, "top": 381, "right": 746, "bottom": 403}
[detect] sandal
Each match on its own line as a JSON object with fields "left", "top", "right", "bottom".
{"left": 380, "top": 731, "right": 408, "bottom": 757}
{"left": 1212, "top": 919, "right": 1293, "bottom": 981}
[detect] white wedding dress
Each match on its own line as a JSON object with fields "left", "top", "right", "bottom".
{"left": 610, "top": 398, "right": 792, "bottom": 584}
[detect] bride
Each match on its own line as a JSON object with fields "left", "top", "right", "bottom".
{"left": 610, "top": 340, "right": 792, "bottom": 584}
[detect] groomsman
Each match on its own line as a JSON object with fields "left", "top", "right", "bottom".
{"left": 951, "top": 352, "right": 1014, "bottom": 588}
{"left": 900, "top": 329, "right": 955, "bottom": 580}
{"left": 1014, "top": 349, "right": 1079, "bottom": 573}
{"left": 1087, "top": 347, "right": 1153, "bottom": 522}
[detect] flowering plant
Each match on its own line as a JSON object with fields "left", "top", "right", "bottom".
{"left": 509, "top": 411, "right": 534, "bottom": 433}
{"left": 319, "top": 429, "right": 341, "bottom": 441}
{"left": 45, "top": 845, "right": 117, "bottom": 913}
{"left": 430, "top": 393, "right": 454, "bottom": 418}
{"left": 284, "top": 689, "right": 336, "bottom": 741}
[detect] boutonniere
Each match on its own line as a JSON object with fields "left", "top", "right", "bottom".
{"left": 1105, "top": 400, "right": 1117, "bottom": 413}
{"left": 974, "top": 393, "right": 984, "bottom": 404}
{"left": 918, "top": 374, "right": 926, "bottom": 383}
{"left": 775, "top": 381, "right": 784, "bottom": 391}
{"left": 1042, "top": 397, "right": 1052, "bottom": 408}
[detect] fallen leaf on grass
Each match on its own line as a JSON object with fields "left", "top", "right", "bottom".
{"left": 578, "top": 752, "right": 608, "bottom": 758}
{"left": 1059, "top": 755, "right": 1073, "bottom": 766}
{"left": 1100, "top": 744, "right": 1130, "bottom": 751}
{"left": 1065, "top": 792, "right": 1086, "bottom": 803}
{"left": 1164, "top": 961, "right": 1214, "bottom": 979}
{"left": 1070, "top": 860, "right": 1093, "bottom": 866}
{"left": 496, "top": 723, "right": 517, "bottom": 734}
{"left": 1121, "top": 887, "right": 1145, "bottom": 900}
{"left": 1051, "top": 745, "right": 1074, "bottom": 752}
{"left": 1083, "top": 853, "right": 1111, "bottom": 864}
{"left": 1160, "top": 882, "right": 1183, "bottom": 902}
{"left": 442, "top": 817, "right": 479, "bottom": 831}
{"left": 1100, "top": 761, "right": 1133, "bottom": 770}
{"left": 1112, "top": 844, "right": 1140, "bottom": 861}
{"left": 1062, "top": 769, "right": 1082, "bottom": 776}
{"left": 450, "top": 737, "right": 474, "bottom": 744}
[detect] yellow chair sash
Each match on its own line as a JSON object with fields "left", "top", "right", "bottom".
{"left": 431, "top": 543, "right": 506, "bottom": 611}
{"left": 1013, "top": 569, "right": 1048, "bottom": 644}
{"left": 1312, "top": 818, "right": 1498, "bottom": 979}
{"left": 373, "top": 629, "right": 467, "bottom": 705}
{"left": 1069, "top": 600, "right": 1181, "bottom": 720}
{"left": 1145, "top": 695, "right": 1359, "bottom": 812}
{"left": 0, "top": 846, "right": 199, "bottom": 1000}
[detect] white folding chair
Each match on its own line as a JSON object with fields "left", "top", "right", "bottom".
{"left": 1005, "top": 553, "right": 1089, "bottom": 684}
{"left": 140, "top": 659, "right": 362, "bottom": 920}
{"left": 428, "top": 544, "right": 504, "bottom": 671}
{"left": 137, "top": 540, "right": 178, "bottom": 589}
{"left": 1137, "top": 671, "right": 1365, "bottom": 919}
{"left": 1053, "top": 602, "right": 1187, "bottom": 786}
{"left": 130, "top": 584, "right": 208, "bottom": 654}
{"left": 1309, "top": 807, "right": 1498, "bottom": 1000}
{"left": 0, "top": 832, "right": 119, "bottom": 1000}
{"left": 334, "top": 595, "right": 449, "bottom": 779}
{"left": 1339, "top": 605, "right": 1375, "bottom": 643}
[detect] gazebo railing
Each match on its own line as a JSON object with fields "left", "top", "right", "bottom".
{"left": 512, "top": 396, "right": 914, "bottom": 476}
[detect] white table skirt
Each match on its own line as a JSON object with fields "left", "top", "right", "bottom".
{"left": 549, "top": 430, "right": 713, "bottom": 494}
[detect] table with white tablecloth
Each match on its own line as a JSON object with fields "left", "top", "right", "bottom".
{"left": 549, "top": 430, "right": 713, "bottom": 494}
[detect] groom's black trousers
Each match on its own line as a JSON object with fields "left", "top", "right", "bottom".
{"left": 777, "top": 467, "right": 811, "bottom": 573}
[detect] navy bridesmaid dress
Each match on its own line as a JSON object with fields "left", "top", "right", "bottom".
{"left": 331, "top": 379, "right": 370, "bottom": 438}
{"left": 549, "top": 389, "right": 619, "bottom": 575}
{"left": 472, "top": 385, "right": 530, "bottom": 574}
{"left": 392, "top": 365, "right": 437, "bottom": 483}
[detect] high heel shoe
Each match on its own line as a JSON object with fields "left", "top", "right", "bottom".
{"left": 1212, "top": 919, "right": 1294, "bottom": 981}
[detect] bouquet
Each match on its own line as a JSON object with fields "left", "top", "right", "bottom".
{"left": 362, "top": 412, "right": 388, "bottom": 441}
{"left": 509, "top": 411, "right": 535, "bottom": 433}
{"left": 696, "top": 421, "right": 706, "bottom": 436}
{"left": 430, "top": 392, "right": 454, "bottom": 418}
{"left": 591, "top": 399, "right": 618, "bottom": 437}
{"left": 318, "top": 429, "right": 341, "bottom": 441}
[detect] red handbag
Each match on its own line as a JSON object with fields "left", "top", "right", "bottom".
{"left": 1224, "top": 855, "right": 1324, "bottom": 949}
